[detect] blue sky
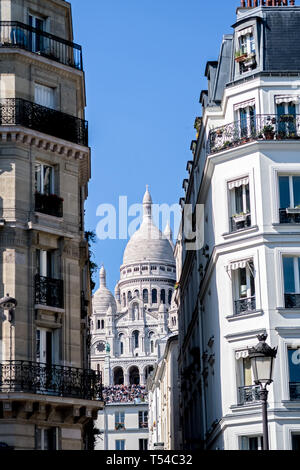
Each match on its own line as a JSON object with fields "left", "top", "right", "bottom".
{"left": 70, "top": 0, "right": 239, "bottom": 293}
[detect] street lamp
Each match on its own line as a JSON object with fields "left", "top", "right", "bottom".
{"left": 248, "top": 333, "right": 277, "bottom": 450}
{"left": 0, "top": 294, "right": 17, "bottom": 323}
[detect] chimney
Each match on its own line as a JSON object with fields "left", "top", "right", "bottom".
{"left": 240, "top": 0, "right": 295, "bottom": 6}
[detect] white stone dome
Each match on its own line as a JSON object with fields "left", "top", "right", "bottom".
{"left": 122, "top": 187, "right": 175, "bottom": 266}
{"left": 93, "top": 266, "right": 117, "bottom": 314}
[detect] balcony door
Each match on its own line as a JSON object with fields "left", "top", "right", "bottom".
{"left": 36, "top": 328, "right": 53, "bottom": 366}
{"left": 29, "top": 14, "right": 45, "bottom": 53}
{"left": 277, "top": 102, "right": 296, "bottom": 135}
{"left": 36, "top": 249, "right": 54, "bottom": 279}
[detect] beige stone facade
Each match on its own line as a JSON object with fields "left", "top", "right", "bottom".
{"left": 0, "top": 0, "right": 103, "bottom": 450}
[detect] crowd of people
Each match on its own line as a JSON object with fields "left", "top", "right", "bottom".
{"left": 102, "top": 384, "right": 148, "bottom": 404}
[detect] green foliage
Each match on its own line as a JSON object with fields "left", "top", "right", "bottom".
{"left": 85, "top": 230, "right": 98, "bottom": 292}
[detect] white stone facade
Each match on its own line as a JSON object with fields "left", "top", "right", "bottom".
{"left": 91, "top": 188, "right": 177, "bottom": 450}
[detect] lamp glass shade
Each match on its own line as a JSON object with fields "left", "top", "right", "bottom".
{"left": 251, "top": 355, "right": 274, "bottom": 384}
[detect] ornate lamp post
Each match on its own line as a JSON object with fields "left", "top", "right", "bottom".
{"left": 248, "top": 333, "right": 277, "bottom": 450}
{"left": 0, "top": 294, "right": 17, "bottom": 362}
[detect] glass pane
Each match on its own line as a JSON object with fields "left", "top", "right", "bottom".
{"left": 240, "top": 108, "right": 248, "bottom": 137}
{"left": 243, "top": 358, "right": 252, "bottom": 386}
{"left": 239, "top": 268, "right": 247, "bottom": 298}
{"left": 36, "top": 329, "right": 41, "bottom": 361}
{"left": 288, "top": 349, "right": 300, "bottom": 383}
{"left": 245, "top": 185, "right": 250, "bottom": 213}
{"left": 292, "top": 435, "right": 300, "bottom": 451}
{"left": 283, "top": 257, "right": 295, "bottom": 293}
{"left": 277, "top": 104, "right": 286, "bottom": 134}
{"left": 235, "top": 186, "right": 243, "bottom": 214}
{"left": 279, "top": 176, "right": 290, "bottom": 209}
{"left": 43, "top": 165, "right": 53, "bottom": 195}
{"left": 249, "top": 437, "right": 259, "bottom": 450}
{"left": 293, "top": 176, "right": 300, "bottom": 208}
{"left": 35, "top": 163, "right": 41, "bottom": 193}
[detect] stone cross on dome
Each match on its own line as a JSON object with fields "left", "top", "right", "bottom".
{"left": 99, "top": 265, "right": 106, "bottom": 288}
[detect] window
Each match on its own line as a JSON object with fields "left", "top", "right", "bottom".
{"left": 35, "top": 427, "right": 60, "bottom": 450}
{"left": 35, "top": 83, "right": 55, "bottom": 109}
{"left": 228, "top": 178, "right": 251, "bottom": 232}
{"left": 279, "top": 176, "right": 300, "bottom": 223}
{"left": 139, "top": 439, "right": 148, "bottom": 450}
{"left": 115, "top": 412, "right": 125, "bottom": 430}
{"left": 240, "top": 436, "right": 263, "bottom": 450}
{"left": 36, "top": 328, "right": 53, "bottom": 365}
{"left": 133, "top": 331, "right": 139, "bottom": 349}
{"left": 283, "top": 257, "right": 300, "bottom": 308}
{"left": 236, "top": 353, "right": 260, "bottom": 405}
{"left": 115, "top": 440, "right": 125, "bottom": 450}
{"left": 35, "top": 163, "right": 54, "bottom": 196}
{"left": 128, "top": 291, "right": 132, "bottom": 302}
{"left": 123, "top": 293, "right": 126, "bottom": 307}
{"left": 97, "top": 320, "right": 100, "bottom": 330}
{"left": 230, "top": 261, "right": 256, "bottom": 315}
{"left": 36, "top": 249, "right": 54, "bottom": 278}
{"left": 152, "top": 289, "right": 157, "bottom": 304}
{"left": 29, "top": 14, "right": 45, "bottom": 53}
{"left": 288, "top": 348, "right": 300, "bottom": 400}
{"left": 168, "top": 289, "right": 173, "bottom": 305}
{"left": 139, "top": 411, "right": 148, "bottom": 428}
{"left": 292, "top": 434, "right": 300, "bottom": 450}
{"left": 143, "top": 289, "right": 148, "bottom": 303}
{"left": 236, "top": 28, "right": 256, "bottom": 74}
{"left": 134, "top": 289, "right": 139, "bottom": 298}
{"left": 160, "top": 289, "right": 165, "bottom": 304}
{"left": 277, "top": 101, "right": 297, "bottom": 137}
{"left": 101, "top": 320, "right": 105, "bottom": 329}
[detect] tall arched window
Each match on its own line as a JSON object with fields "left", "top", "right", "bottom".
{"left": 133, "top": 330, "right": 139, "bottom": 349}
{"left": 149, "top": 332, "right": 154, "bottom": 354}
{"left": 168, "top": 289, "right": 173, "bottom": 305}
{"left": 101, "top": 320, "right": 105, "bottom": 329}
{"left": 152, "top": 289, "right": 157, "bottom": 304}
{"left": 119, "top": 334, "right": 124, "bottom": 355}
{"left": 123, "top": 293, "right": 126, "bottom": 307}
{"left": 128, "top": 291, "right": 132, "bottom": 302}
{"left": 143, "top": 289, "right": 148, "bottom": 303}
{"left": 161, "top": 289, "right": 166, "bottom": 304}
{"left": 134, "top": 289, "right": 139, "bottom": 298}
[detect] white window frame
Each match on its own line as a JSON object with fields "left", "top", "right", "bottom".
{"left": 240, "top": 435, "right": 263, "bottom": 450}
{"left": 279, "top": 175, "right": 300, "bottom": 209}
{"left": 35, "top": 426, "right": 60, "bottom": 450}
{"left": 115, "top": 439, "right": 125, "bottom": 450}
{"left": 35, "top": 162, "right": 55, "bottom": 195}
{"left": 283, "top": 256, "right": 300, "bottom": 294}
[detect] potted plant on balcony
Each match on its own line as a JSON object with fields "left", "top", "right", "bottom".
{"left": 115, "top": 423, "right": 125, "bottom": 431}
{"left": 243, "top": 52, "right": 256, "bottom": 67}
{"left": 235, "top": 49, "right": 248, "bottom": 63}
{"left": 262, "top": 124, "right": 275, "bottom": 140}
{"left": 279, "top": 114, "right": 295, "bottom": 123}
{"left": 286, "top": 205, "right": 300, "bottom": 214}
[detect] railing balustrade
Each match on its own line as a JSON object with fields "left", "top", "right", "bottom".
{"left": 35, "top": 274, "right": 64, "bottom": 309}
{"left": 238, "top": 385, "right": 260, "bottom": 405}
{"left": 234, "top": 296, "right": 256, "bottom": 315}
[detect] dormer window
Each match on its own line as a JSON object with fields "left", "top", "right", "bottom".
{"left": 236, "top": 27, "right": 257, "bottom": 74}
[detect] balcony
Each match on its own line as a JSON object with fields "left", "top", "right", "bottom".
{"left": 279, "top": 208, "right": 300, "bottom": 224}
{"left": 0, "top": 360, "right": 102, "bottom": 401}
{"left": 0, "top": 98, "right": 88, "bottom": 146}
{"left": 139, "top": 421, "right": 149, "bottom": 429}
{"left": 0, "top": 21, "right": 82, "bottom": 70}
{"left": 35, "top": 192, "right": 63, "bottom": 218}
{"left": 35, "top": 274, "right": 64, "bottom": 309}
{"left": 290, "top": 383, "right": 300, "bottom": 400}
{"left": 238, "top": 385, "right": 260, "bottom": 405}
{"left": 234, "top": 296, "right": 256, "bottom": 316}
{"left": 285, "top": 293, "right": 300, "bottom": 309}
{"left": 230, "top": 213, "right": 251, "bottom": 232}
{"left": 208, "top": 114, "right": 300, "bottom": 155}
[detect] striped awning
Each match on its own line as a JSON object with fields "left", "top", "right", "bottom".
{"left": 235, "top": 349, "right": 250, "bottom": 360}
{"left": 233, "top": 99, "right": 255, "bottom": 111}
{"left": 228, "top": 177, "right": 249, "bottom": 190}
{"left": 237, "top": 27, "right": 253, "bottom": 39}
{"left": 275, "top": 95, "right": 300, "bottom": 105}
{"left": 226, "top": 259, "right": 252, "bottom": 273}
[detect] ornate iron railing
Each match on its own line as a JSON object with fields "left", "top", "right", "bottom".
{"left": 230, "top": 214, "right": 251, "bottom": 232}
{"left": 238, "top": 385, "right": 260, "bottom": 405}
{"left": 234, "top": 296, "right": 256, "bottom": 316}
{"left": 285, "top": 293, "right": 300, "bottom": 309}
{"left": 0, "top": 360, "right": 102, "bottom": 400}
{"left": 279, "top": 209, "right": 300, "bottom": 224}
{"left": 35, "top": 274, "right": 64, "bottom": 309}
{"left": 0, "top": 98, "right": 88, "bottom": 146}
{"left": 0, "top": 21, "right": 82, "bottom": 70}
{"left": 35, "top": 192, "right": 63, "bottom": 218}
{"left": 290, "top": 382, "right": 300, "bottom": 400}
{"left": 208, "top": 114, "right": 300, "bottom": 154}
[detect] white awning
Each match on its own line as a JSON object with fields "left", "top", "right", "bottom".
{"left": 226, "top": 258, "right": 252, "bottom": 273}
{"left": 275, "top": 95, "right": 300, "bottom": 105}
{"left": 237, "top": 27, "right": 253, "bottom": 39}
{"left": 235, "top": 350, "right": 250, "bottom": 360}
{"left": 228, "top": 177, "right": 249, "bottom": 190}
{"left": 233, "top": 99, "right": 255, "bottom": 111}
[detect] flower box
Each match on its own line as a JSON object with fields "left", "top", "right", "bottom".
{"left": 232, "top": 213, "right": 249, "bottom": 223}
{"left": 235, "top": 54, "right": 248, "bottom": 63}
{"left": 286, "top": 207, "right": 300, "bottom": 214}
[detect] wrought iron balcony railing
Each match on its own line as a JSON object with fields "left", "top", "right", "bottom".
{"left": 285, "top": 293, "right": 300, "bottom": 309}
{"left": 35, "top": 274, "right": 64, "bottom": 309}
{"left": 238, "top": 385, "right": 260, "bottom": 405}
{"left": 0, "top": 360, "right": 102, "bottom": 400}
{"left": 0, "top": 21, "right": 83, "bottom": 70}
{"left": 279, "top": 209, "right": 300, "bottom": 224}
{"left": 230, "top": 214, "right": 251, "bottom": 232}
{"left": 234, "top": 296, "right": 256, "bottom": 316}
{"left": 208, "top": 114, "right": 300, "bottom": 154}
{"left": 290, "top": 382, "right": 300, "bottom": 400}
{"left": 0, "top": 98, "right": 88, "bottom": 146}
{"left": 35, "top": 192, "right": 63, "bottom": 218}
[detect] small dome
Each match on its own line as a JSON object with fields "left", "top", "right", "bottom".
{"left": 93, "top": 266, "right": 117, "bottom": 315}
{"left": 122, "top": 188, "right": 175, "bottom": 266}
